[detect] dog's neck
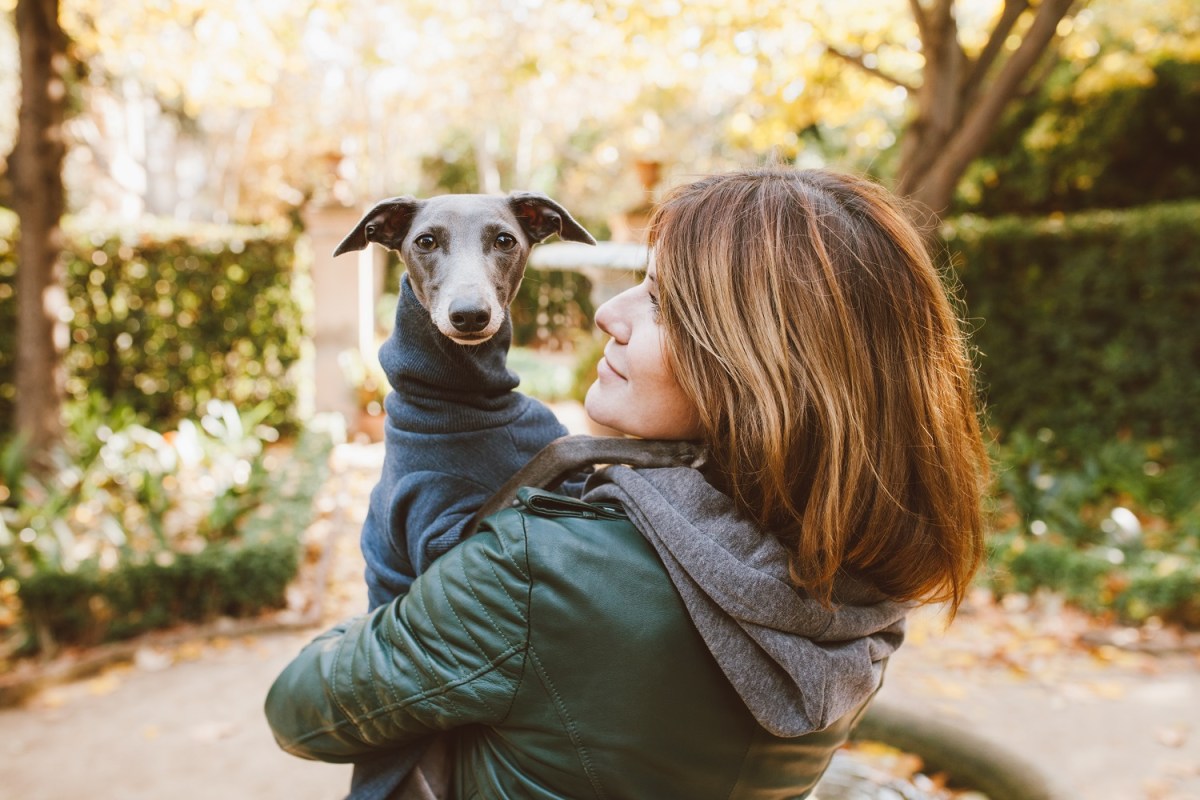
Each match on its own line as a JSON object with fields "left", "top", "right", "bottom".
{"left": 379, "top": 275, "right": 524, "bottom": 427}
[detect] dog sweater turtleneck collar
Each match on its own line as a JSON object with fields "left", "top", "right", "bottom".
{"left": 379, "top": 274, "right": 529, "bottom": 433}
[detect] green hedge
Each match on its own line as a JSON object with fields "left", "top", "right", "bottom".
{"left": 510, "top": 268, "right": 596, "bottom": 350}
{"left": 0, "top": 210, "right": 305, "bottom": 435}
{"left": 988, "top": 533, "right": 1200, "bottom": 625}
{"left": 943, "top": 200, "right": 1200, "bottom": 450}
{"left": 17, "top": 537, "right": 301, "bottom": 647}
{"left": 14, "top": 425, "right": 332, "bottom": 649}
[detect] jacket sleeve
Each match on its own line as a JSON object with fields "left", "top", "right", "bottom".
{"left": 265, "top": 515, "right": 532, "bottom": 762}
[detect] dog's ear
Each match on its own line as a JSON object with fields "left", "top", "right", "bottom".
{"left": 508, "top": 192, "right": 597, "bottom": 246}
{"left": 333, "top": 197, "right": 422, "bottom": 256}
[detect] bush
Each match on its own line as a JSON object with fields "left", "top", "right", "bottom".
{"left": 957, "top": 58, "right": 1200, "bottom": 215}
{"left": 0, "top": 402, "right": 332, "bottom": 652}
{"left": 14, "top": 536, "right": 302, "bottom": 648}
{"left": 0, "top": 210, "right": 306, "bottom": 437}
{"left": 510, "top": 268, "right": 595, "bottom": 350}
{"left": 943, "top": 200, "right": 1200, "bottom": 451}
{"left": 984, "top": 432, "right": 1200, "bottom": 626}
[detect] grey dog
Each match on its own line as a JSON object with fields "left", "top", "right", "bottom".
{"left": 333, "top": 192, "right": 596, "bottom": 345}
{"left": 330, "top": 193, "right": 594, "bottom": 798}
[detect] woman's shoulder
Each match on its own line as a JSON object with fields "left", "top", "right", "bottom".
{"left": 475, "top": 487, "right": 664, "bottom": 585}
{"left": 478, "top": 488, "right": 643, "bottom": 551}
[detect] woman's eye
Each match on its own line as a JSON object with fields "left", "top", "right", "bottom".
{"left": 495, "top": 233, "right": 517, "bottom": 251}
{"left": 415, "top": 234, "right": 437, "bottom": 250}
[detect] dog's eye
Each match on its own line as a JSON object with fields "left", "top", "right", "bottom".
{"left": 495, "top": 233, "right": 517, "bottom": 251}
{"left": 414, "top": 234, "right": 438, "bottom": 251}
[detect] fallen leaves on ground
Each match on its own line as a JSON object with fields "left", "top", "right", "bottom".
{"left": 902, "top": 587, "right": 1199, "bottom": 701}
{"left": 817, "top": 741, "right": 990, "bottom": 800}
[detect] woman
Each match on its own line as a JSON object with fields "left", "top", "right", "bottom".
{"left": 266, "top": 168, "right": 988, "bottom": 799}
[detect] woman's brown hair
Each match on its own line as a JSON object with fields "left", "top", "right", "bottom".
{"left": 649, "top": 168, "right": 989, "bottom": 615}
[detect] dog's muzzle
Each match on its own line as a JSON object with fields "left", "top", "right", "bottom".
{"left": 449, "top": 299, "right": 492, "bottom": 335}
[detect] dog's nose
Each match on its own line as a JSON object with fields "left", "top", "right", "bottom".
{"left": 449, "top": 299, "right": 491, "bottom": 333}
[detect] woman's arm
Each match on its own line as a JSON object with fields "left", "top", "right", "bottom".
{"left": 266, "top": 515, "right": 532, "bottom": 761}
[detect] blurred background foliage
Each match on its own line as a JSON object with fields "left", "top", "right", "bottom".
{"left": 0, "top": 400, "right": 332, "bottom": 655}
{"left": 958, "top": 58, "right": 1200, "bottom": 214}
{"left": 944, "top": 201, "right": 1200, "bottom": 450}
{"left": 0, "top": 209, "right": 305, "bottom": 436}
{"left": 0, "top": 0, "right": 1198, "bottom": 655}
{"left": 986, "top": 432, "right": 1200, "bottom": 627}
{"left": 1, "top": 0, "right": 1195, "bottom": 225}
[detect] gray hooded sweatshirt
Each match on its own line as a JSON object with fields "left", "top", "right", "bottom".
{"left": 583, "top": 464, "right": 911, "bottom": 737}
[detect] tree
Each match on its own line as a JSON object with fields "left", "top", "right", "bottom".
{"left": 955, "top": 0, "right": 1200, "bottom": 214}
{"left": 11, "top": 0, "right": 68, "bottom": 456}
{"left": 586, "top": 0, "right": 1087, "bottom": 216}
{"left": 15, "top": 0, "right": 1182, "bottom": 227}
{"left": 890, "top": 0, "right": 1079, "bottom": 214}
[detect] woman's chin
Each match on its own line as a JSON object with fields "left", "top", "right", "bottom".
{"left": 582, "top": 393, "right": 605, "bottom": 426}
{"left": 583, "top": 389, "right": 625, "bottom": 437}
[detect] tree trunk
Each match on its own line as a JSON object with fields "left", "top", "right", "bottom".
{"left": 12, "top": 0, "right": 68, "bottom": 457}
{"left": 897, "top": 0, "right": 1077, "bottom": 216}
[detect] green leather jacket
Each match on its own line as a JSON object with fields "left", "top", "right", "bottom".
{"left": 266, "top": 489, "right": 874, "bottom": 799}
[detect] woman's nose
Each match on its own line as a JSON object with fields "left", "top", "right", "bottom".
{"left": 593, "top": 288, "right": 631, "bottom": 343}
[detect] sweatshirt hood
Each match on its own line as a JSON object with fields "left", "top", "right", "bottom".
{"left": 583, "top": 465, "right": 910, "bottom": 737}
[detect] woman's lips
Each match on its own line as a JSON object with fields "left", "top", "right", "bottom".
{"left": 597, "top": 356, "right": 626, "bottom": 381}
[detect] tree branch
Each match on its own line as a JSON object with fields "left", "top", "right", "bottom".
{"left": 908, "top": 0, "right": 930, "bottom": 40}
{"left": 929, "top": 0, "right": 956, "bottom": 35}
{"left": 1018, "top": 41, "right": 1065, "bottom": 99}
{"left": 824, "top": 45, "right": 917, "bottom": 92}
{"left": 962, "top": 0, "right": 1030, "bottom": 105}
{"left": 968, "top": 0, "right": 1075, "bottom": 123}
{"left": 920, "top": 0, "right": 1078, "bottom": 211}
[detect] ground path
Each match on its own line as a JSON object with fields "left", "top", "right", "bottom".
{"left": 2, "top": 412, "right": 1198, "bottom": 799}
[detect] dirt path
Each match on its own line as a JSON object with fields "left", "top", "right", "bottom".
{"left": 1, "top": 629, "right": 352, "bottom": 799}
{"left": 2, "top": 436, "right": 1198, "bottom": 800}
{"left": 879, "top": 600, "right": 1200, "bottom": 799}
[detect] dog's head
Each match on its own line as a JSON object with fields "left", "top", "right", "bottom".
{"left": 334, "top": 192, "right": 596, "bottom": 345}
